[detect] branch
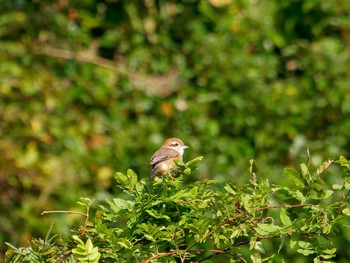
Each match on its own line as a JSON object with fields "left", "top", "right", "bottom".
{"left": 140, "top": 251, "right": 176, "bottom": 263}
{"left": 141, "top": 249, "right": 234, "bottom": 263}
{"left": 233, "top": 231, "right": 318, "bottom": 248}
{"left": 140, "top": 230, "right": 319, "bottom": 263}
{"left": 32, "top": 46, "right": 180, "bottom": 97}
{"left": 41, "top": 210, "right": 86, "bottom": 217}
{"left": 33, "top": 46, "right": 128, "bottom": 73}
{"left": 337, "top": 189, "right": 350, "bottom": 216}
{"left": 195, "top": 232, "right": 319, "bottom": 262}
{"left": 185, "top": 203, "right": 327, "bottom": 253}
{"left": 190, "top": 248, "right": 232, "bottom": 263}
{"left": 41, "top": 198, "right": 93, "bottom": 235}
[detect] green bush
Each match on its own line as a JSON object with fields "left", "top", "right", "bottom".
{"left": 4, "top": 156, "right": 350, "bottom": 262}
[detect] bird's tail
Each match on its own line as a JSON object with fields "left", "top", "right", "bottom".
{"left": 149, "top": 167, "right": 159, "bottom": 178}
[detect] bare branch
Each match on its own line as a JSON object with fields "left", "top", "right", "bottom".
{"left": 41, "top": 210, "right": 86, "bottom": 217}
{"left": 32, "top": 46, "right": 180, "bottom": 97}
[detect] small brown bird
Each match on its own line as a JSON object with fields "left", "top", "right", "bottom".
{"left": 149, "top": 137, "right": 189, "bottom": 178}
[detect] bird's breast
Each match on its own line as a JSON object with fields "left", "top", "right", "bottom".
{"left": 158, "top": 160, "right": 176, "bottom": 170}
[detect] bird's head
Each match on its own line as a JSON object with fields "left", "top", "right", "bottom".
{"left": 162, "top": 137, "right": 189, "bottom": 156}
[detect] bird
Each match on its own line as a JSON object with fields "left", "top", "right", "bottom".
{"left": 149, "top": 137, "right": 189, "bottom": 178}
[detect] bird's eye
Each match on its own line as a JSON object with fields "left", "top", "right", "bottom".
{"left": 173, "top": 143, "right": 179, "bottom": 146}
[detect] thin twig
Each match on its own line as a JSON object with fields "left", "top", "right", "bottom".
{"left": 140, "top": 251, "right": 176, "bottom": 263}
{"left": 41, "top": 200, "right": 93, "bottom": 235}
{"left": 190, "top": 248, "right": 230, "bottom": 263}
{"left": 337, "top": 189, "right": 350, "bottom": 215}
{"left": 33, "top": 46, "right": 128, "bottom": 74}
{"left": 41, "top": 210, "right": 86, "bottom": 217}
{"left": 185, "top": 203, "right": 326, "bottom": 253}
{"left": 142, "top": 231, "right": 318, "bottom": 263}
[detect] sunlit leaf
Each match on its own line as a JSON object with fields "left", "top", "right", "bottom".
{"left": 332, "top": 184, "right": 343, "bottom": 190}
{"left": 280, "top": 208, "right": 292, "bottom": 226}
{"left": 250, "top": 251, "right": 262, "bottom": 263}
{"left": 186, "top": 156, "right": 204, "bottom": 166}
{"left": 297, "top": 248, "right": 315, "bottom": 256}
{"left": 342, "top": 208, "right": 350, "bottom": 216}
{"left": 224, "top": 183, "right": 236, "bottom": 194}
{"left": 300, "top": 163, "right": 310, "bottom": 181}
{"left": 256, "top": 223, "right": 282, "bottom": 235}
{"left": 127, "top": 169, "right": 138, "bottom": 187}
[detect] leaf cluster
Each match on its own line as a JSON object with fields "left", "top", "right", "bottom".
{"left": 4, "top": 156, "right": 350, "bottom": 262}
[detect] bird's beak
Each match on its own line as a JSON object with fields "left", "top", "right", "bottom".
{"left": 183, "top": 145, "right": 189, "bottom": 150}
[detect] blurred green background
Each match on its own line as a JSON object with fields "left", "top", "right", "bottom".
{"left": 1, "top": 0, "right": 350, "bottom": 260}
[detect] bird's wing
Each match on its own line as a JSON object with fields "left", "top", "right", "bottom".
{"left": 149, "top": 148, "right": 179, "bottom": 167}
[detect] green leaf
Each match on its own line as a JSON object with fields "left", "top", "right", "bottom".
{"left": 290, "top": 238, "right": 297, "bottom": 249}
{"left": 280, "top": 208, "right": 292, "bottom": 226}
{"left": 294, "top": 190, "right": 306, "bottom": 203}
{"left": 127, "top": 169, "right": 138, "bottom": 187}
{"left": 115, "top": 172, "right": 129, "bottom": 186}
{"left": 297, "top": 241, "right": 314, "bottom": 250}
{"left": 338, "top": 156, "right": 349, "bottom": 166}
{"left": 255, "top": 223, "right": 282, "bottom": 235}
{"left": 311, "top": 178, "right": 324, "bottom": 191}
{"left": 77, "top": 197, "right": 94, "bottom": 208}
{"left": 198, "top": 201, "right": 209, "bottom": 209}
{"left": 342, "top": 208, "right": 350, "bottom": 216}
{"left": 107, "top": 198, "right": 134, "bottom": 213}
{"left": 332, "top": 184, "right": 343, "bottom": 190}
{"left": 300, "top": 163, "right": 310, "bottom": 181}
{"left": 320, "top": 254, "right": 336, "bottom": 259}
{"left": 72, "top": 237, "right": 101, "bottom": 263}
{"left": 183, "top": 167, "right": 192, "bottom": 175}
{"left": 297, "top": 248, "right": 315, "bottom": 256}
{"left": 4, "top": 242, "right": 18, "bottom": 250}
{"left": 323, "top": 247, "right": 336, "bottom": 255}
{"left": 191, "top": 186, "right": 200, "bottom": 197}
{"left": 322, "top": 223, "right": 332, "bottom": 234}
{"left": 322, "top": 190, "right": 334, "bottom": 199}
{"left": 224, "top": 183, "right": 236, "bottom": 194}
{"left": 284, "top": 168, "right": 305, "bottom": 187}
{"left": 117, "top": 238, "right": 133, "bottom": 249}
{"left": 72, "top": 235, "right": 84, "bottom": 246}
{"left": 166, "top": 189, "right": 188, "bottom": 202}
{"left": 250, "top": 251, "right": 262, "bottom": 263}
{"left": 254, "top": 241, "right": 265, "bottom": 254}
{"left": 186, "top": 156, "right": 204, "bottom": 166}
{"left": 306, "top": 148, "right": 310, "bottom": 167}
{"left": 320, "top": 247, "right": 337, "bottom": 259}
{"left": 174, "top": 160, "right": 186, "bottom": 167}
{"left": 145, "top": 210, "right": 171, "bottom": 221}
{"left": 344, "top": 180, "right": 350, "bottom": 190}
{"left": 278, "top": 236, "right": 285, "bottom": 253}
{"left": 114, "top": 198, "right": 134, "bottom": 209}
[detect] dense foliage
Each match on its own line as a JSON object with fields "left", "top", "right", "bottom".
{"left": 1, "top": 0, "right": 350, "bottom": 261}
{"left": 3, "top": 156, "right": 350, "bottom": 262}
